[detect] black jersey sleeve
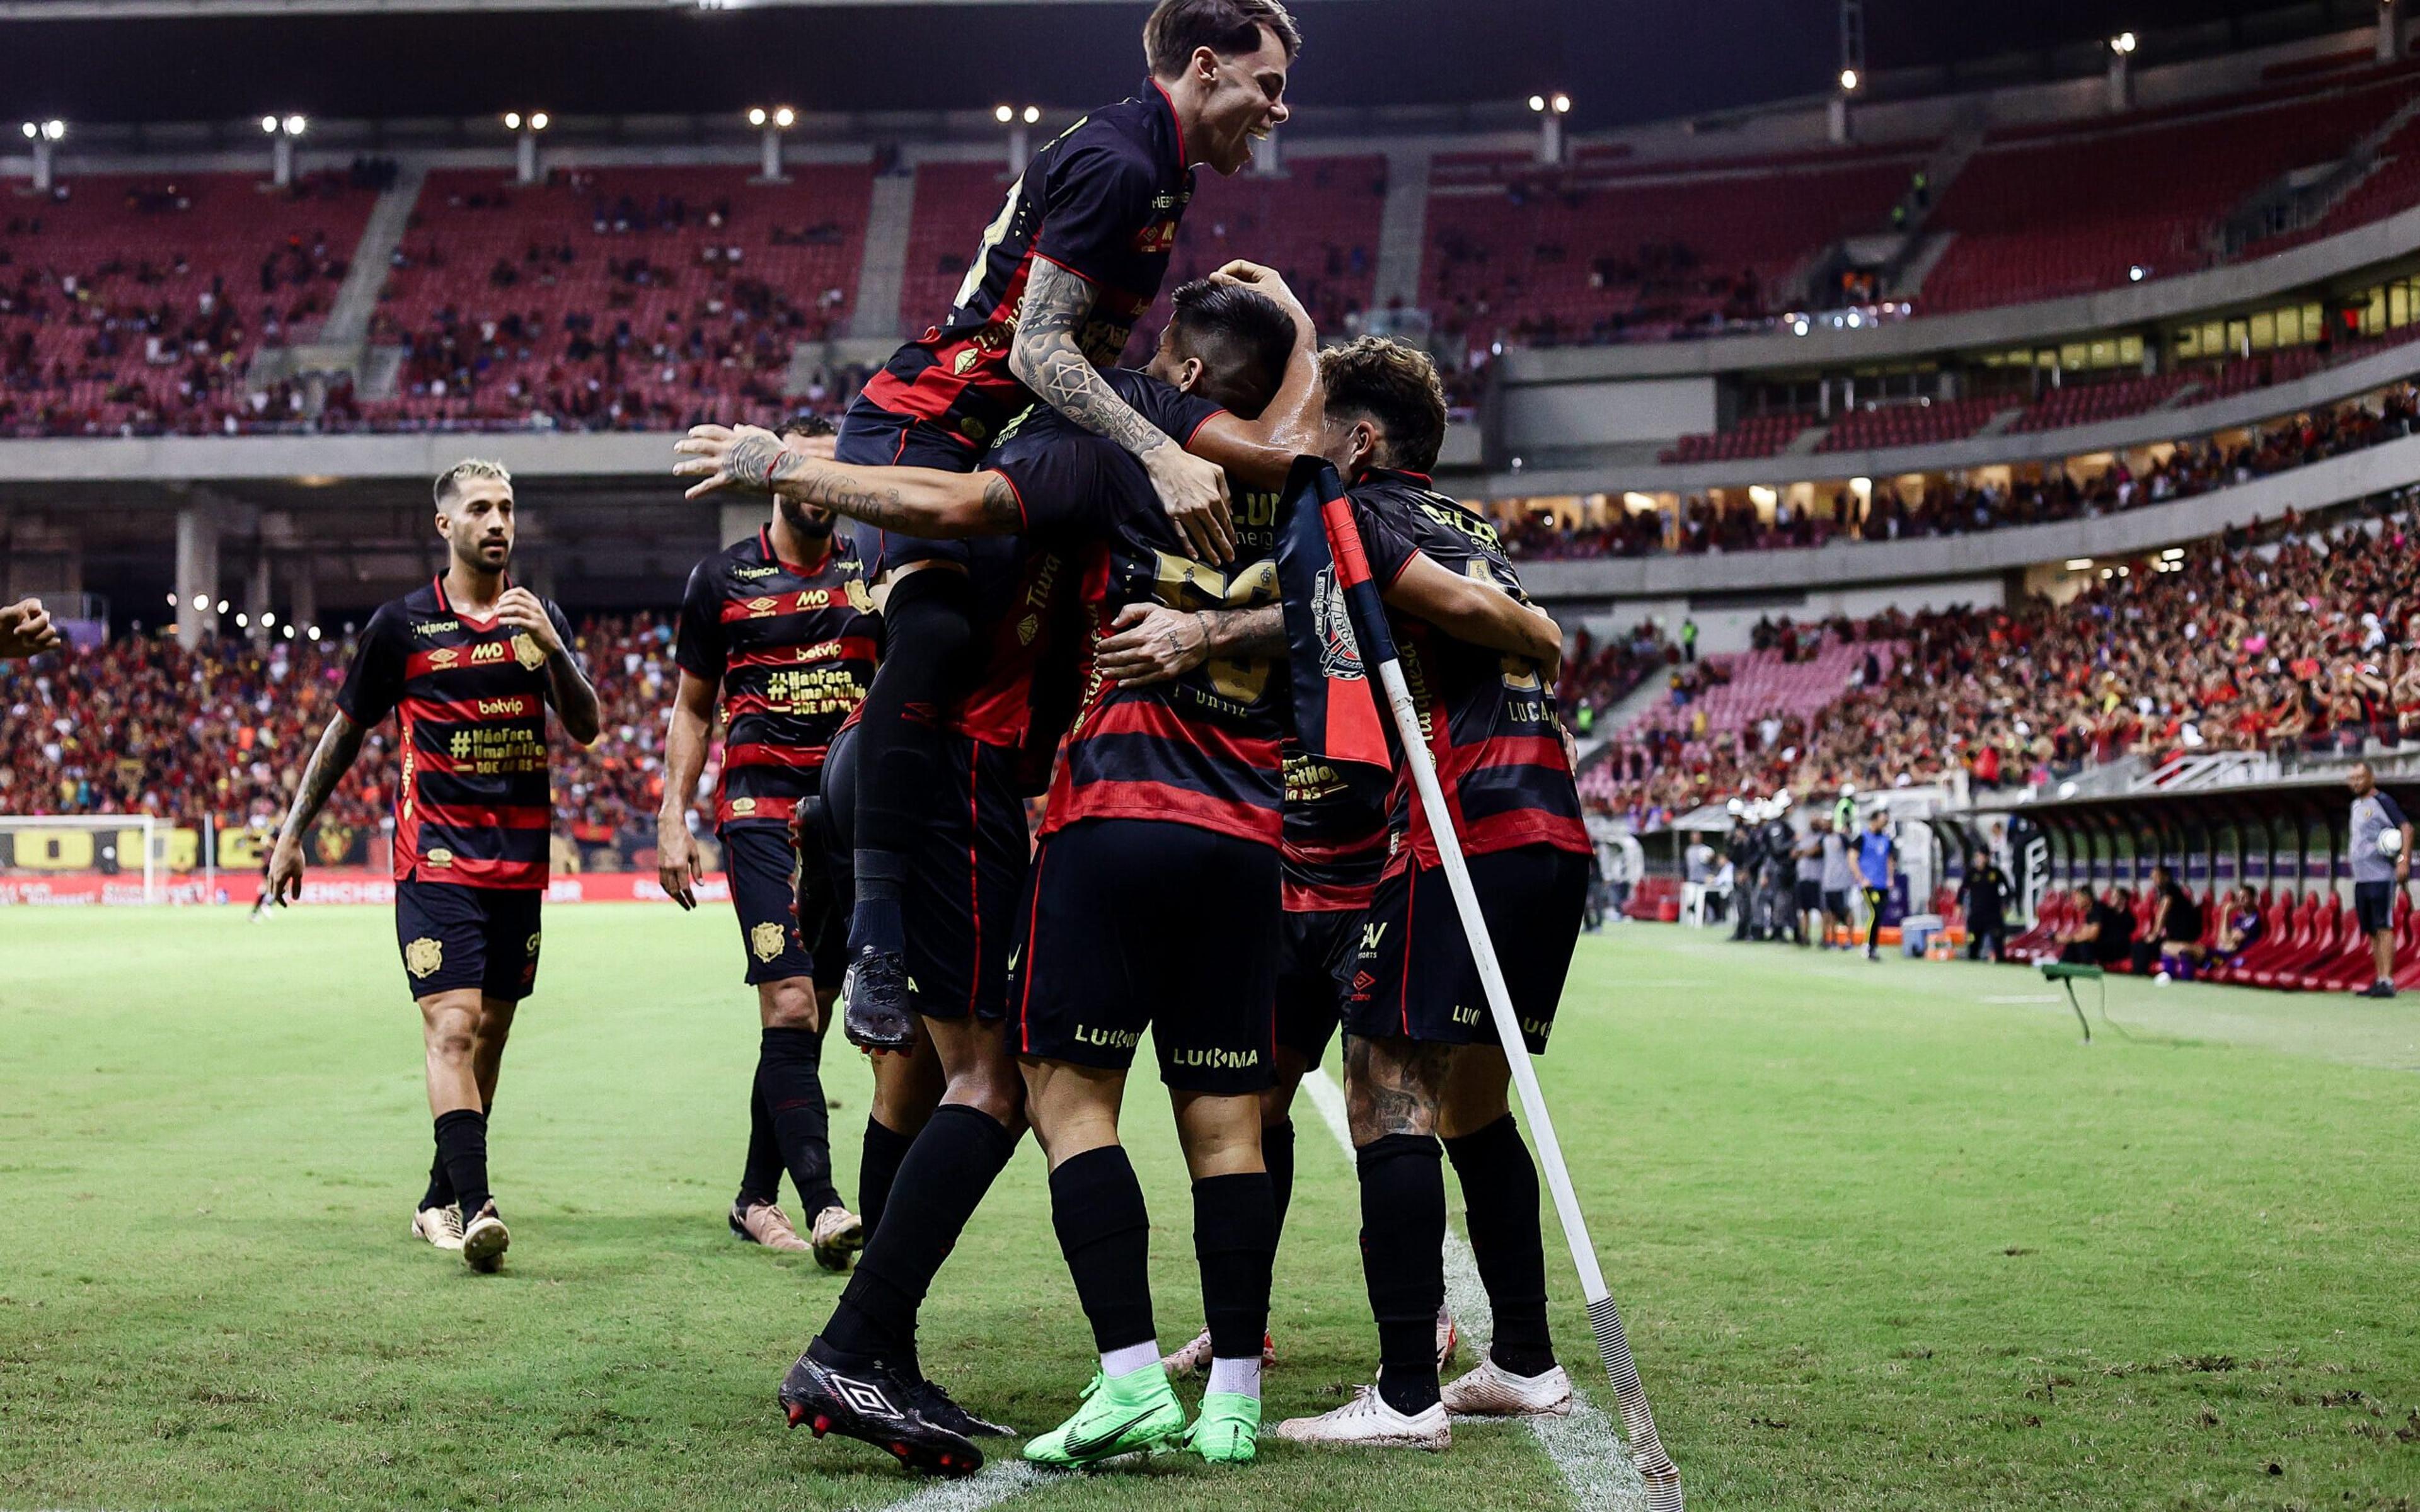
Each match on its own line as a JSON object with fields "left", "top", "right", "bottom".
{"left": 672, "top": 561, "right": 725, "bottom": 683}
{"left": 1345, "top": 494, "right": 1422, "bottom": 590}
{"left": 988, "top": 436, "right": 1124, "bottom": 539}
{"left": 1104, "top": 368, "right": 1228, "bottom": 450}
{"left": 1034, "top": 137, "right": 1160, "bottom": 287}
{"left": 2378, "top": 791, "right": 2409, "bottom": 829}
{"left": 543, "top": 599, "right": 587, "bottom": 682}
{"left": 335, "top": 603, "right": 408, "bottom": 727}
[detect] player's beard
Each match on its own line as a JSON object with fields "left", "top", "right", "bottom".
{"left": 778, "top": 497, "right": 835, "bottom": 542}
{"left": 452, "top": 530, "right": 511, "bottom": 575}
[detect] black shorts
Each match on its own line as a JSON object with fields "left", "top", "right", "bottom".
{"left": 1347, "top": 845, "right": 1588, "bottom": 1055}
{"left": 1794, "top": 878, "right": 1823, "bottom": 911}
{"left": 2354, "top": 879, "right": 2398, "bottom": 936}
{"left": 821, "top": 722, "right": 1028, "bottom": 1021}
{"left": 722, "top": 822, "right": 844, "bottom": 990}
{"left": 395, "top": 877, "right": 543, "bottom": 1002}
{"left": 1011, "top": 818, "right": 1279, "bottom": 1094}
{"left": 1823, "top": 889, "right": 1851, "bottom": 917}
{"left": 835, "top": 398, "right": 982, "bottom": 580}
{"left": 1274, "top": 906, "right": 1359, "bottom": 1064}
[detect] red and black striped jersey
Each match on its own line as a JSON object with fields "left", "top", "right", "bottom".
{"left": 1345, "top": 469, "right": 1586, "bottom": 873}
{"left": 945, "top": 534, "right": 1084, "bottom": 793}
{"left": 986, "top": 379, "right": 1283, "bottom": 846}
{"left": 858, "top": 82, "right": 1193, "bottom": 450}
{"left": 1281, "top": 745, "right": 1389, "bottom": 912}
{"left": 337, "top": 577, "right": 580, "bottom": 890}
{"left": 674, "top": 527, "right": 879, "bottom": 829}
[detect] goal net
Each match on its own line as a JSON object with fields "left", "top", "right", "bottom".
{"left": 0, "top": 815, "right": 180, "bottom": 905}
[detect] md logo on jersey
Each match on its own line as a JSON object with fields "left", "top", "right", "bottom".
{"left": 470, "top": 641, "right": 507, "bottom": 664}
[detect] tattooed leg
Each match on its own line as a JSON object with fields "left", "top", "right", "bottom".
{"left": 1342, "top": 1034, "right": 1451, "bottom": 1148}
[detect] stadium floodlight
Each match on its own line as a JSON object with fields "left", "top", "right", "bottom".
{"left": 1021, "top": 105, "right": 1040, "bottom": 124}
{"left": 1839, "top": 67, "right": 1860, "bottom": 92}
{"left": 1301, "top": 466, "right": 1685, "bottom": 1512}
{"left": 994, "top": 104, "right": 1015, "bottom": 123}
{"left": 283, "top": 624, "right": 296, "bottom": 640}
{"left": 282, "top": 115, "right": 306, "bottom": 137}
{"left": 1550, "top": 92, "right": 1572, "bottom": 114}
{"left": 260, "top": 611, "right": 275, "bottom": 627}
{"left": 2128, "top": 263, "right": 2146, "bottom": 281}
{"left": 234, "top": 613, "right": 249, "bottom": 629}
{"left": 262, "top": 115, "right": 280, "bottom": 134}
{"left": 17, "top": 122, "right": 32, "bottom": 139}
{"left": 2111, "top": 31, "right": 2137, "bottom": 54}
{"left": 748, "top": 107, "right": 768, "bottom": 126}
{"left": 503, "top": 112, "right": 522, "bottom": 130}
{"left": 1526, "top": 94, "right": 1547, "bottom": 112}
{"left": 307, "top": 625, "right": 323, "bottom": 642}
{"left": 42, "top": 120, "right": 64, "bottom": 141}
{"left": 215, "top": 598, "right": 231, "bottom": 614}
{"left": 529, "top": 112, "right": 549, "bottom": 132}
{"left": 775, "top": 106, "right": 796, "bottom": 128}
{"left": 1791, "top": 316, "right": 1811, "bottom": 336}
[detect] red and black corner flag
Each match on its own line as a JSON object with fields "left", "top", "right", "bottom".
{"left": 1277, "top": 456, "right": 1394, "bottom": 778}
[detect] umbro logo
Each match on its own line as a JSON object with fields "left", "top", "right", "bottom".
{"left": 827, "top": 1373, "right": 904, "bottom": 1420}
{"left": 1352, "top": 971, "right": 1376, "bottom": 992}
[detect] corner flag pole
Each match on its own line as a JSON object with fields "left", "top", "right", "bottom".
{"left": 1318, "top": 496, "right": 1682, "bottom": 1511}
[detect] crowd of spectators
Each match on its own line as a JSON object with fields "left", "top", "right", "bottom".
{"left": 1499, "top": 383, "right": 2420, "bottom": 561}
{"left": 1556, "top": 619, "right": 1674, "bottom": 732}
{"left": 0, "top": 611, "right": 717, "bottom": 871}
{"left": 1586, "top": 493, "right": 2420, "bottom": 825}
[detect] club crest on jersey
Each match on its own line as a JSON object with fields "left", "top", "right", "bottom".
{"left": 750, "top": 921, "right": 788, "bottom": 963}
{"left": 730, "top": 797, "right": 758, "bottom": 815}
{"left": 844, "top": 579, "right": 875, "bottom": 613}
{"left": 425, "top": 847, "right": 454, "bottom": 868}
{"left": 512, "top": 633, "right": 546, "bottom": 670}
{"left": 405, "top": 937, "right": 444, "bottom": 978}
{"left": 1312, "top": 566, "right": 1366, "bottom": 683}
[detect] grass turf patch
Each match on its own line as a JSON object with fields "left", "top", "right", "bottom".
{"left": 1, "top": 907, "right": 2415, "bottom": 1509}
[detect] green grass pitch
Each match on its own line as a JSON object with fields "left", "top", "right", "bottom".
{"left": 4, "top": 905, "right": 2417, "bottom": 1510}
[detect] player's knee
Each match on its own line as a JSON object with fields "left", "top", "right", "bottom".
{"left": 759, "top": 979, "right": 821, "bottom": 1031}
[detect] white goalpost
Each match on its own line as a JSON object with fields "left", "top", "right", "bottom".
{"left": 0, "top": 815, "right": 164, "bottom": 905}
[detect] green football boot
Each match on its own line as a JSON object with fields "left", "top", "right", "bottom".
{"left": 1184, "top": 1391, "right": 1261, "bottom": 1463}
{"left": 1022, "top": 1365, "right": 1187, "bottom": 1468}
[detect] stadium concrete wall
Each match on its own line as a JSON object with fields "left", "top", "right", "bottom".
{"left": 1502, "top": 375, "right": 1718, "bottom": 451}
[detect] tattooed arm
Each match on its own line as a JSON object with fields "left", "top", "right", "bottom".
{"left": 1011, "top": 259, "right": 1235, "bottom": 563}
{"left": 1093, "top": 602, "right": 1284, "bottom": 687}
{"left": 265, "top": 713, "right": 368, "bottom": 905}
{"left": 1382, "top": 554, "right": 1565, "bottom": 681}
{"left": 675, "top": 424, "right": 1023, "bottom": 538}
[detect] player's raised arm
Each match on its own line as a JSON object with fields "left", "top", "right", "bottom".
{"left": 1094, "top": 601, "right": 1284, "bottom": 686}
{"left": 495, "top": 588, "right": 601, "bottom": 747}
{"left": 268, "top": 711, "right": 369, "bottom": 905}
{"left": 1178, "top": 261, "right": 1325, "bottom": 489}
{"left": 676, "top": 425, "right": 1022, "bottom": 538}
{"left": 1013, "top": 258, "right": 1235, "bottom": 563}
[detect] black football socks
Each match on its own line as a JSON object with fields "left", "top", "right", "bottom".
{"left": 1194, "top": 1171, "right": 1277, "bottom": 1392}
{"left": 857, "top": 1113, "right": 916, "bottom": 1240}
{"left": 1444, "top": 1114, "right": 1557, "bottom": 1378}
{"left": 757, "top": 1026, "right": 839, "bottom": 1217}
{"left": 1357, "top": 1132, "right": 1445, "bottom": 1415}
{"left": 821, "top": 1105, "right": 1018, "bottom": 1375}
{"left": 848, "top": 567, "right": 973, "bottom": 958}
{"left": 737, "top": 1080, "right": 784, "bottom": 1210}
{"left": 1262, "top": 1117, "right": 1297, "bottom": 1239}
{"left": 420, "top": 1148, "right": 454, "bottom": 1213}
{"left": 432, "top": 1107, "right": 492, "bottom": 1221}
{"left": 1050, "top": 1145, "right": 1157, "bottom": 1358}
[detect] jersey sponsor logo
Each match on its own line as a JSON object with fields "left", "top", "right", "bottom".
{"left": 512, "top": 633, "right": 546, "bottom": 670}
{"left": 745, "top": 595, "right": 780, "bottom": 617}
{"left": 1170, "top": 1046, "right": 1260, "bottom": 1070}
{"left": 750, "top": 920, "right": 788, "bottom": 963}
{"left": 427, "top": 648, "right": 461, "bottom": 670}
{"left": 1132, "top": 219, "right": 1179, "bottom": 254}
{"left": 1522, "top": 1015, "right": 1550, "bottom": 1040}
{"left": 424, "top": 847, "right": 454, "bottom": 868}
{"left": 476, "top": 696, "right": 534, "bottom": 718}
{"left": 1075, "top": 1024, "right": 1142, "bottom": 1050}
{"left": 413, "top": 620, "right": 460, "bottom": 636}
{"left": 734, "top": 564, "right": 779, "bottom": 579}
{"left": 1361, "top": 921, "right": 1389, "bottom": 950}
{"left": 470, "top": 640, "right": 507, "bottom": 664}
{"left": 526, "top": 931, "right": 542, "bottom": 958}
{"left": 404, "top": 936, "right": 444, "bottom": 978}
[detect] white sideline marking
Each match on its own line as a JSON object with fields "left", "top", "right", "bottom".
{"left": 886, "top": 1460, "right": 1047, "bottom": 1512}
{"left": 1301, "top": 1070, "right": 1647, "bottom": 1511}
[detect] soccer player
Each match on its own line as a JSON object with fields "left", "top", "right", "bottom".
{"left": 829, "top": 0, "right": 1299, "bottom": 1057}
{"left": 1856, "top": 807, "right": 1897, "bottom": 961}
{"left": 657, "top": 415, "right": 874, "bottom": 1269}
{"left": 2348, "top": 761, "right": 2411, "bottom": 999}
{"left": 674, "top": 287, "right": 1557, "bottom": 1475}
{"left": 1269, "top": 336, "right": 1586, "bottom": 1452}
{"left": 0, "top": 597, "right": 60, "bottom": 660}
{"left": 267, "top": 460, "right": 600, "bottom": 1271}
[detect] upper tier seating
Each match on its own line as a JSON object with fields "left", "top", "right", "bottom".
{"left": 1814, "top": 396, "right": 2012, "bottom": 452}
{"left": 0, "top": 171, "right": 376, "bottom": 437}
{"left": 365, "top": 164, "right": 871, "bottom": 431}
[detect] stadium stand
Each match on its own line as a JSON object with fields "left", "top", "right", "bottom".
{"left": 0, "top": 613, "right": 708, "bottom": 871}
{"left": 364, "top": 164, "right": 871, "bottom": 432}
{"left": 1422, "top": 149, "right": 1916, "bottom": 347}
{"left": 895, "top": 158, "right": 1012, "bottom": 338}
{"left": 1167, "top": 154, "right": 1386, "bottom": 337}
{"left": 2253, "top": 110, "right": 2420, "bottom": 255}
{"left": 0, "top": 168, "right": 380, "bottom": 437}
{"left": 1917, "top": 67, "right": 2420, "bottom": 314}
{"left": 2007, "top": 372, "right": 2192, "bottom": 433}
{"left": 1658, "top": 411, "right": 1814, "bottom": 465}
{"left": 1813, "top": 394, "right": 2011, "bottom": 452}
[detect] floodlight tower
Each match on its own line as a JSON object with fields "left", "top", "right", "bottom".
{"left": 749, "top": 106, "right": 796, "bottom": 181}
{"left": 2107, "top": 31, "right": 2137, "bottom": 113}
{"left": 262, "top": 115, "right": 306, "bottom": 188}
{"left": 995, "top": 104, "right": 1041, "bottom": 172}
{"left": 1831, "top": 0, "right": 1865, "bottom": 144}
{"left": 505, "top": 111, "right": 548, "bottom": 185}
{"left": 21, "top": 119, "right": 64, "bottom": 192}
{"left": 1528, "top": 92, "right": 1570, "bottom": 166}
